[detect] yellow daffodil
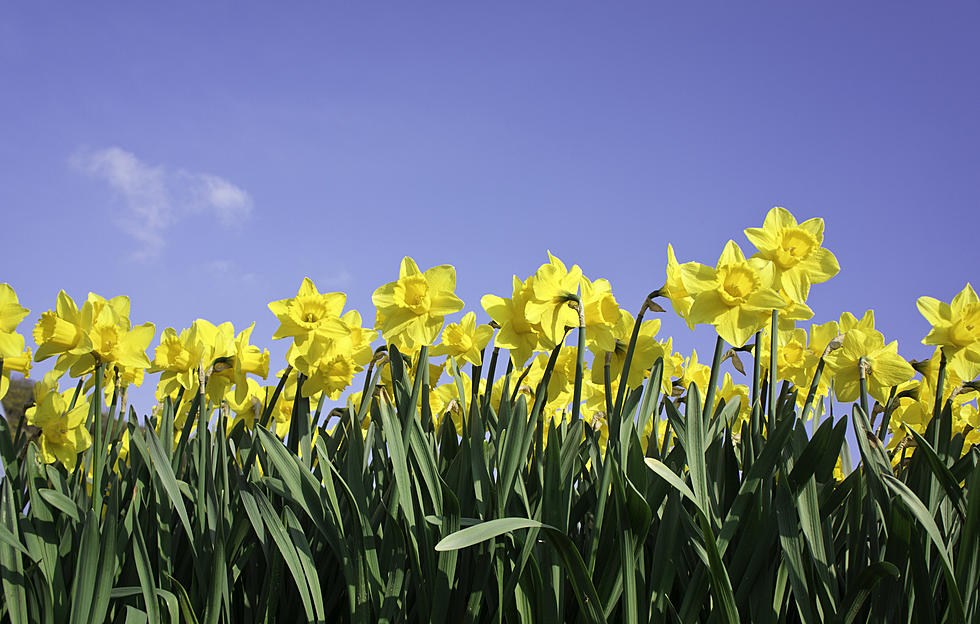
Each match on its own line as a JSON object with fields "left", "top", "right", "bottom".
{"left": 774, "top": 290, "right": 814, "bottom": 337}
{"left": 210, "top": 323, "right": 270, "bottom": 403}
{"left": 431, "top": 311, "right": 494, "bottom": 367}
{"left": 68, "top": 303, "right": 155, "bottom": 377}
{"left": 808, "top": 321, "right": 841, "bottom": 358}
{"left": 299, "top": 349, "right": 359, "bottom": 400}
{"left": 824, "top": 328, "right": 915, "bottom": 404}
{"left": 759, "top": 327, "right": 818, "bottom": 390}
{"left": 716, "top": 373, "right": 750, "bottom": 425}
{"left": 269, "top": 278, "right": 348, "bottom": 342}
{"left": 224, "top": 378, "right": 263, "bottom": 434}
{"left": 373, "top": 257, "right": 464, "bottom": 352}
{"left": 679, "top": 349, "right": 712, "bottom": 394}
{"left": 744, "top": 206, "right": 840, "bottom": 304}
{"left": 340, "top": 310, "right": 378, "bottom": 368}
{"left": 579, "top": 275, "right": 621, "bottom": 353}
{"left": 917, "top": 283, "right": 980, "bottom": 381}
{"left": 482, "top": 275, "right": 541, "bottom": 368}
{"left": 33, "top": 291, "right": 91, "bottom": 374}
{"left": 681, "top": 240, "right": 785, "bottom": 347}
{"left": 524, "top": 252, "right": 583, "bottom": 348}
{"left": 589, "top": 309, "right": 662, "bottom": 390}
{"left": 24, "top": 382, "right": 92, "bottom": 470}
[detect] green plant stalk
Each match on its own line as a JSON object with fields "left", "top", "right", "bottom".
{"left": 613, "top": 294, "right": 655, "bottom": 419}
{"left": 91, "top": 363, "right": 104, "bottom": 516}
{"left": 483, "top": 346, "right": 500, "bottom": 411}
{"left": 571, "top": 296, "right": 586, "bottom": 425}
{"left": 751, "top": 330, "right": 762, "bottom": 437}
{"left": 801, "top": 357, "right": 827, "bottom": 423}
{"left": 858, "top": 357, "right": 870, "bottom": 419}
{"left": 930, "top": 348, "right": 947, "bottom": 449}
{"left": 768, "top": 309, "right": 778, "bottom": 431}
{"left": 702, "top": 335, "right": 726, "bottom": 419}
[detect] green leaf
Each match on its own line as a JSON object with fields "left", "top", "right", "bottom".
{"left": 882, "top": 473, "right": 965, "bottom": 622}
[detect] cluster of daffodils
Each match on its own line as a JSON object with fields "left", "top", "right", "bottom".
{"left": 2, "top": 206, "right": 978, "bottom": 471}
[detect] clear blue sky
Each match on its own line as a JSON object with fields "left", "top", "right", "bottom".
{"left": 2, "top": 3, "right": 978, "bottom": 412}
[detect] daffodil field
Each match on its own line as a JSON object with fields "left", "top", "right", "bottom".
{"left": 1, "top": 207, "right": 979, "bottom": 623}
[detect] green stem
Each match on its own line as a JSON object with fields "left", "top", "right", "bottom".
{"left": 768, "top": 310, "right": 778, "bottom": 431}
{"left": 613, "top": 294, "right": 655, "bottom": 419}
{"left": 751, "top": 330, "right": 762, "bottom": 440}
{"left": 702, "top": 335, "right": 726, "bottom": 420}
{"left": 801, "top": 357, "right": 826, "bottom": 423}
{"left": 858, "top": 356, "right": 870, "bottom": 418}
{"left": 571, "top": 296, "right": 586, "bottom": 425}
{"left": 91, "top": 363, "right": 105, "bottom": 515}
{"left": 931, "top": 348, "right": 947, "bottom": 448}
{"left": 483, "top": 346, "right": 500, "bottom": 411}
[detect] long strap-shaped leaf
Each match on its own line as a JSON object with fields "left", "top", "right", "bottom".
{"left": 436, "top": 517, "right": 606, "bottom": 624}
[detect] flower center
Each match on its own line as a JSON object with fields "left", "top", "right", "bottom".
{"left": 719, "top": 264, "right": 760, "bottom": 305}
{"left": 92, "top": 323, "right": 120, "bottom": 358}
{"left": 445, "top": 324, "right": 473, "bottom": 352}
{"left": 394, "top": 276, "right": 431, "bottom": 314}
{"left": 291, "top": 296, "right": 328, "bottom": 329}
{"left": 776, "top": 227, "right": 816, "bottom": 268}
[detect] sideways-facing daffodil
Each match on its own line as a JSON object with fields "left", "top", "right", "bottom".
{"left": 917, "top": 283, "right": 980, "bottom": 381}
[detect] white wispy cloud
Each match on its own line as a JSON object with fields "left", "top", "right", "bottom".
{"left": 71, "top": 147, "right": 253, "bottom": 259}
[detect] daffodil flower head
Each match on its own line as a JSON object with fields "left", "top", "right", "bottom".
{"left": 269, "top": 278, "right": 348, "bottom": 342}
{"left": 431, "top": 311, "right": 494, "bottom": 367}
{"left": 589, "top": 309, "right": 662, "bottom": 390}
{"left": 24, "top": 383, "right": 92, "bottom": 470}
{"left": 681, "top": 240, "right": 785, "bottom": 347}
{"left": 373, "top": 257, "right": 465, "bottom": 352}
{"left": 716, "top": 373, "right": 750, "bottom": 425}
{"left": 524, "top": 252, "right": 583, "bottom": 349}
{"left": 744, "top": 207, "right": 840, "bottom": 304}
{"left": 579, "top": 275, "right": 621, "bottom": 353}
{"left": 680, "top": 349, "right": 712, "bottom": 395}
{"left": 917, "top": 283, "right": 980, "bottom": 381}
{"left": 824, "top": 328, "right": 915, "bottom": 404}
{"left": 68, "top": 302, "right": 154, "bottom": 377}
{"left": 482, "top": 275, "right": 541, "bottom": 368}
{"left": 33, "top": 291, "right": 91, "bottom": 364}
